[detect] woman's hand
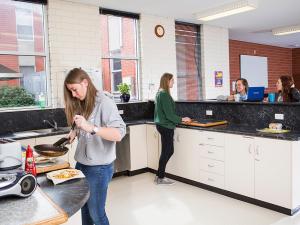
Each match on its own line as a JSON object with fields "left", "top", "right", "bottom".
{"left": 227, "top": 95, "right": 234, "bottom": 101}
{"left": 74, "top": 115, "right": 94, "bottom": 133}
{"left": 67, "top": 129, "right": 77, "bottom": 143}
{"left": 182, "top": 117, "right": 192, "bottom": 123}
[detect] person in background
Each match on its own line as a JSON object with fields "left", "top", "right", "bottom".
{"left": 228, "top": 78, "right": 249, "bottom": 101}
{"left": 154, "top": 73, "right": 191, "bottom": 185}
{"left": 64, "top": 68, "right": 126, "bottom": 225}
{"left": 276, "top": 75, "right": 300, "bottom": 102}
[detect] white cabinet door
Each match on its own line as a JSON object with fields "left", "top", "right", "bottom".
{"left": 146, "top": 125, "right": 160, "bottom": 170}
{"left": 225, "top": 134, "right": 255, "bottom": 198}
{"left": 35, "top": 135, "right": 69, "bottom": 162}
{"left": 254, "top": 137, "right": 291, "bottom": 208}
{"left": 167, "top": 128, "right": 200, "bottom": 181}
{"left": 129, "top": 125, "right": 147, "bottom": 171}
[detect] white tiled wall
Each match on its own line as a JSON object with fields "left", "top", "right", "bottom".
{"left": 139, "top": 14, "right": 178, "bottom": 100}
{"left": 46, "top": 1, "right": 230, "bottom": 105}
{"left": 201, "top": 25, "right": 230, "bottom": 99}
{"left": 47, "top": 0, "right": 102, "bottom": 107}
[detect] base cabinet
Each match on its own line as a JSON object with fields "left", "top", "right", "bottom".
{"left": 146, "top": 125, "right": 160, "bottom": 170}
{"left": 225, "top": 134, "right": 293, "bottom": 208}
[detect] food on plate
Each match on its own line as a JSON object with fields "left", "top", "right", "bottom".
{"left": 269, "top": 123, "right": 282, "bottom": 130}
{"left": 52, "top": 169, "right": 79, "bottom": 179}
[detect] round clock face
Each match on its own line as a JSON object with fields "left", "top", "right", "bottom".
{"left": 155, "top": 25, "right": 165, "bottom": 38}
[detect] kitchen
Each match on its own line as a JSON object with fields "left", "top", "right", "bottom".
{"left": 1, "top": 0, "right": 300, "bottom": 225}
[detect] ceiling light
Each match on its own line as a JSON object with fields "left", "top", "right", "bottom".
{"left": 195, "top": 0, "right": 258, "bottom": 21}
{"left": 272, "top": 25, "right": 300, "bottom": 36}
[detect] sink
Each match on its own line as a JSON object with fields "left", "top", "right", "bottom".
{"left": 32, "top": 127, "right": 70, "bottom": 134}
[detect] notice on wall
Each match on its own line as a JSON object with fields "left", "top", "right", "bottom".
{"left": 215, "top": 71, "right": 223, "bottom": 87}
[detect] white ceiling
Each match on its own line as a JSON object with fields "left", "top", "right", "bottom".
{"left": 74, "top": 0, "right": 300, "bottom": 48}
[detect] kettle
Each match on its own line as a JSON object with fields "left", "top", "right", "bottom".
{"left": 0, "top": 139, "right": 22, "bottom": 171}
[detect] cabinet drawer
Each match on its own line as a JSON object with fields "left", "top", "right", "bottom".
{"left": 199, "top": 158, "right": 224, "bottom": 175}
{"left": 198, "top": 145, "right": 224, "bottom": 161}
{"left": 201, "top": 132, "right": 225, "bottom": 146}
{"left": 199, "top": 170, "right": 224, "bottom": 189}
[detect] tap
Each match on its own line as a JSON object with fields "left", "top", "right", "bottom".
{"left": 43, "top": 119, "right": 58, "bottom": 130}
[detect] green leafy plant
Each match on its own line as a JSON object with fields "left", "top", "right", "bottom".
{"left": 0, "top": 86, "right": 36, "bottom": 107}
{"left": 117, "top": 83, "right": 130, "bottom": 95}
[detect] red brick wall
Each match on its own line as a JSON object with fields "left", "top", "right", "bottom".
{"left": 293, "top": 48, "right": 300, "bottom": 88}
{"left": 229, "top": 40, "right": 293, "bottom": 93}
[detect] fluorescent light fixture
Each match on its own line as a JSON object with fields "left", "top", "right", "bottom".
{"left": 195, "top": 0, "right": 258, "bottom": 21}
{"left": 272, "top": 25, "right": 300, "bottom": 36}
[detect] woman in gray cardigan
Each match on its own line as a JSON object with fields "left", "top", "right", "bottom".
{"left": 64, "top": 68, "right": 126, "bottom": 225}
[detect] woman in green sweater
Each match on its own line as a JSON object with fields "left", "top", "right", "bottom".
{"left": 154, "top": 73, "right": 191, "bottom": 185}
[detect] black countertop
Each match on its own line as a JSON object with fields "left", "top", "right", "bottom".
{"left": 1, "top": 119, "right": 300, "bottom": 141}
{"left": 37, "top": 174, "right": 90, "bottom": 217}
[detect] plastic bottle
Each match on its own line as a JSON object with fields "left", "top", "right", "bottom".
{"left": 25, "top": 145, "right": 37, "bottom": 176}
{"left": 38, "top": 92, "right": 46, "bottom": 108}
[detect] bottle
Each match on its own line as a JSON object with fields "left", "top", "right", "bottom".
{"left": 38, "top": 92, "right": 46, "bottom": 108}
{"left": 25, "top": 145, "right": 37, "bottom": 176}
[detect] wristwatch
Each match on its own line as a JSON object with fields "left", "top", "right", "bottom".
{"left": 91, "top": 126, "right": 99, "bottom": 135}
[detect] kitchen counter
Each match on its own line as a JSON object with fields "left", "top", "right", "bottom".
{"left": 1, "top": 119, "right": 300, "bottom": 141}
{"left": 37, "top": 174, "right": 90, "bottom": 217}
{"left": 0, "top": 172, "right": 89, "bottom": 224}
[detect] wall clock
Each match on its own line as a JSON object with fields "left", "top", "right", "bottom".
{"left": 154, "top": 25, "right": 165, "bottom": 38}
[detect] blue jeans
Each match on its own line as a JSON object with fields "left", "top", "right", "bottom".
{"left": 76, "top": 162, "right": 114, "bottom": 225}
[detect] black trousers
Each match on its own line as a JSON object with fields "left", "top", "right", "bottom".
{"left": 156, "top": 124, "right": 174, "bottom": 179}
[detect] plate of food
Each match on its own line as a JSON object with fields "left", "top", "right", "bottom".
{"left": 47, "top": 169, "right": 85, "bottom": 185}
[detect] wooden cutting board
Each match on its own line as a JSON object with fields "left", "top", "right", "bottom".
{"left": 182, "top": 120, "right": 228, "bottom": 127}
{"left": 36, "top": 159, "right": 70, "bottom": 174}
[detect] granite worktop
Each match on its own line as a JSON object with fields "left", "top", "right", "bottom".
{"left": 37, "top": 174, "right": 90, "bottom": 217}
{"left": 1, "top": 119, "right": 300, "bottom": 141}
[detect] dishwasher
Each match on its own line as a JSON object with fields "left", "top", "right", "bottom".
{"left": 114, "top": 126, "right": 130, "bottom": 173}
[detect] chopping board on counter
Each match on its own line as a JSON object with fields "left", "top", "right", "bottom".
{"left": 182, "top": 119, "right": 228, "bottom": 127}
{"left": 36, "top": 158, "right": 70, "bottom": 174}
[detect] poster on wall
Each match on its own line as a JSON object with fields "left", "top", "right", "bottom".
{"left": 215, "top": 71, "right": 223, "bottom": 87}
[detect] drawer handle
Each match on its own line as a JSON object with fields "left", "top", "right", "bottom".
{"left": 208, "top": 164, "right": 214, "bottom": 168}
{"left": 207, "top": 137, "right": 214, "bottom": 140}
{"left": 207, "top": 178, "right": 214, "bottom": 182}
{"left": 207, "top": 151, "right": 214, "bottom": 154}
{"left": 198, "top": 143, "right": 204, "bottom": 146}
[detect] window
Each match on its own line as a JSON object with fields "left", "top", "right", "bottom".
{"left": 175, "top": 22, "right": 202, "bottom": 100}
{"left": 0, "top": 0, "right": 48, "bottom": 109}
{"left": 100, "top": 9, "right": 140, "bottom": 101}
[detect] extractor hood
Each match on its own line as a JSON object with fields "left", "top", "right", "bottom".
{"left": 0, "top": 64, "right": 22, "bottom": 79}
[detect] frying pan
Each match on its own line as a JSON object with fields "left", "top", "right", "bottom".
{"left": 34, "top": 121, "right": 76, "bottom": 157}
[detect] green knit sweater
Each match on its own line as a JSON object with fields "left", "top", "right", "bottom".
{"left": 154, "top": 90, "right": 181, "bottom": 129}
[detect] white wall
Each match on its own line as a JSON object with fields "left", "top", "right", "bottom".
{"left": 201, "top": 25, "right": 230, "bottom": 99}
{"left": 46, "top": 1, "right": 230, "bottom": 105}
{"left": 47, "top": 0, "right": 102, "bottom": 107}
{"left": 139, "top": 14, "right": 177, "bottom": 100}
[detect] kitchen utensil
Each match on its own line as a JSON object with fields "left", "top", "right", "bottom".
{"left": 182, "top": 120, "right": 228, "bottom": 127}
{"left": 33, "top": 121, "right": 76, "bottom": 157}
{"left": 256, "top": 128, "right": 290, "bottom": 134}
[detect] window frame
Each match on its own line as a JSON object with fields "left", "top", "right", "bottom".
{"left": 100, "top": 9, "right": 141, "bottom": 101}
{"left": 0, "top": 2, "right": 50, "bottom": 111}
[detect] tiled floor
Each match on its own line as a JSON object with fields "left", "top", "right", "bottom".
{"left": 65, "top": 173, "right": 300, "bottom": 225}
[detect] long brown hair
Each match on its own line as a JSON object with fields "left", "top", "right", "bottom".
{"left": 235, "top": 78, "right": 249, "bottom": 94}
{"left": 279, "top": 75, "right": 294, "bottom": 102}
{"left": 159, "top": 73, "right": 173, "bottom": 95}
{"left": 64, "top": 68, "right": 97, "bottom": 125}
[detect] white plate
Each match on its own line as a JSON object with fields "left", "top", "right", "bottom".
{"left": 46, "top": 169, "right": 85, "bottom": 185}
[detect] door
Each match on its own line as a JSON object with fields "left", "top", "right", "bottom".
{"left": 225, "top": 134, "right": 255, "bottom": 197}
{"left": 254, "top": 137, "right": 291, "bottom": 208}
{"left": 129, "top": 125, "right": 147, "bottom": 171}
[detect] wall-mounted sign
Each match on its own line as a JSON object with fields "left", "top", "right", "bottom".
{"left": 215, "top": 71, "right": 223, "bottom": 87}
